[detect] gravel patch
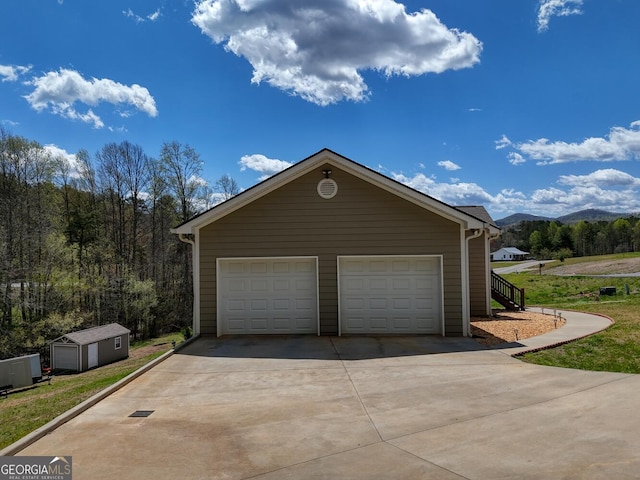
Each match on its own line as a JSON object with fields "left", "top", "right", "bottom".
{"left": 471, "top": 310, "right": 566, "bottom": 346}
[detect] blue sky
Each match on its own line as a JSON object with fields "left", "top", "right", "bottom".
{"left": 2, "top": 0, "right": 640, "bottom": 220}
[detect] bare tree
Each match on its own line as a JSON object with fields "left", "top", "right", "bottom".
{"left": 119, "top": 141, "right": 151, "bottom": 268}
{"left": 214, "top": 174, "right": 240, "bottom": 201}
{"left": 159, "top": 141, "right": 205, "bottom": 222}
{"left": 159, "top": 141, "right": 205, "bottom": 327}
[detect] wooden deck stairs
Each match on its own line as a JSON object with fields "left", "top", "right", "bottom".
{"left": 491, "top": 271, "right": 525, "bottom": 311}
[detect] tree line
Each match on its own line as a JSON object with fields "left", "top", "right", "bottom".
{"left": 494, "top": 217, "right": 640, "bottom": 260}
{"left": 0, "top": 129, "right": 239, "bottom": 360}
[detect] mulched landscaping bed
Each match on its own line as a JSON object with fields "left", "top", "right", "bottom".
{"left": 471, "top": 310, "right": 566, "bottom": 346}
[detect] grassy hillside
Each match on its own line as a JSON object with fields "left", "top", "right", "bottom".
{"left": 502, "top": 254, "right": 640, "bottom": 373}
{"left": 0, "top": 332, "right": 183, "bottom": 450}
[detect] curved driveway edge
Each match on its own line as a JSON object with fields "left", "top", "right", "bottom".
{"left": 493, "top": 307, "right": 614, "bottom": 356}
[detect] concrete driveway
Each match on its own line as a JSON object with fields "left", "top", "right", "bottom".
{"left": 15, "top": 333, "right": 640, "bottom": 479}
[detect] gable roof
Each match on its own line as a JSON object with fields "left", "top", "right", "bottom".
{"left": 172, "top": 148, "right": 498, "bottom": 235}
{"left": 455, "top": 206, "right": 499, "bottom": 230}
{"left": 52, "top": 323, "right": 130, "bottom": 346}
{"left": 493, "top": 247, "right": 530, "bottom": 255}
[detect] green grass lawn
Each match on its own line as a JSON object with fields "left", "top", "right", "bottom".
{"left": 0, "top": 332, "right": 183, "bottom": 450}
{"left": 503, "top": 267, "right": 640, "bottom": 373}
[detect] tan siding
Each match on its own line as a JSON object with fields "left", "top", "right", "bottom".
{"left": 199, "top": 164, "right": 463, "bottom": 335}
{"left": 468, "top": 234, "right": 489, "bottom": 316}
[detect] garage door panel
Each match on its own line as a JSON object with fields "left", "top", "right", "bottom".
{"left": 370, "top": 318, "right": 388, "bottom": 329}
{"left": 295, "top": 297, "right": 314, "bottom": 310}
{"left": 390, "top": 259, "right": 411, "bottom": 272}
{"left": 251, "top": 318, "right": 269, "bottom": 328}
{"left": 218, "top": 258, "right": 318, "bottom": 335}
{"left": 54, "top": 345, "right": 78, "bottom": 370}
{"left": 273, "top": 279, "right": 290, "bottom": 291}
{"left": 392, "top": 278, "right": 411, "bottom": 290}
{"left": 273, "top": 298, "right": 290, "bottom": 310}
{"left": 339, "top": 256, "right": 442, "bottom": 334}
{"left": 250, "top": 262, "right": 267, "bottom": 273}
{"left": 392, "top": 318, "right": 411, "bottom": 329}
{"left": 393, "top": 298, "right": 411, "bottom": 309}
{"left": 272, "top": 262, "right": 290, "bottom": 273}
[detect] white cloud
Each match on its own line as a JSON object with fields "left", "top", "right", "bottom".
{"left": 188, "top": 174, "right": 209, "bottom": 187}
{"left": 501, "top": 121, "right": 640, "bottom": 165}
{"left": 557, "top": 169, "right": 640, "bottom": 188}
{"left": 148, "top": 9, "right": 161, "bottom": 21}
{"left": 392, "top": 171, "right": 498, "bottom": 207}
{"left": 54, "top": 105, "right": 104, "bottom": 129}
{"left": 24, "top": 68, "right": 157, "bottom": 129}
{"left": 43, "top": 144, "right": 81, "bottom": 178}
{"left": 537, "top": 0, "right": 583, "bottom": 33}
{"left": 0, "top": 64, "right": 31, "bottom": 82}
{"left": 437, "top": 160, "right": 461, "bottom": 171}
{"left": 239, "top": 153, "right": 292, "bottom": 180}
{"left": 124, "top": 8, "right": 161, "bottom": 23}
{"left": 508, "top": 152, "right": 525, "bottom": 165}
{"left": 192, "top": 0, "right": 482, "bottom": 105}
{"left": 530, "top": 185, "right": 636, "bottom": 212}
{"left": 391, "top": 166, "right": 640, "bottom": 219}
{"left": 495, "top": 134, "right": 511, "bottom": 150}
{"left": 521, "top": 168, "right": 640, "bottom": 216}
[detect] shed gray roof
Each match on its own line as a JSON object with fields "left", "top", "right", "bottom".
{"left": 53, "top": 323, "right": 130, "bottom": 346}
{"left": 455, "top": 205, "right": 499, "bottom": 229}
{"left": 493, "top": 247, "right": 530, "bottom": 255}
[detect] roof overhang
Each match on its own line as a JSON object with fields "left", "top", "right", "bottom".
{"left": 171, "top": 149, "right": 494, "bottom": 235}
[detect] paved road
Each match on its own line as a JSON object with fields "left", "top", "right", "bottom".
{"left": 10, "top": 310, "right": 638, "bottom": 480}
{"left": 494, "top": 260, "right": 640, "bottom": 277}
{"left": 493, "top": 260, "right": 555, "bottom": 274}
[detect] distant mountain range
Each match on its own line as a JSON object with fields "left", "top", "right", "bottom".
{"left": 495, "top": 209, "right": 637, "bottom": 227}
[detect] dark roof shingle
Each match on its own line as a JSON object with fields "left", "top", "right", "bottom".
{"left": 55, "top": 323, "right": 130, "bottom": 345}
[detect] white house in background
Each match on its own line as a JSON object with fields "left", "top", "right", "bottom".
{"left": 491, "top": 247, "right": 530, "bottom": 261}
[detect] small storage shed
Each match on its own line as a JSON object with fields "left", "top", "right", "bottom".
{"left": 0, "top": 354, "right": 42, "bottom": 389}
{"left": 50, "top": 323, "right": 130, "bottom": 372}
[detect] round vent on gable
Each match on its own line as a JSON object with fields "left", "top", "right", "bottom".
{"left": 317, "top": 178, "right": 338, "bottom": 199}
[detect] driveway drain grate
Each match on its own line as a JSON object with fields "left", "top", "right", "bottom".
{"left": 129, "top": 410, "right": 154, "bottom": 418}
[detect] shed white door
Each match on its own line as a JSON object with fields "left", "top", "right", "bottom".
{"left": 217, "top": 257, "right": 318, "bottom": 335}
{"left": 53, "top": 345, "right": 79, "bottom": 371}
{"left": 339, "top": 256, "right": 442, "bottom": 334}
{"left": 88, "top": 342, "right": 98, "bottom": 369}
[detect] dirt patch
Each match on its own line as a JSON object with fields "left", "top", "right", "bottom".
{"left": 471, "top": 310, "right": 565, "bottom": 346}
{"left": 545, "top": 257, "right": 640, "bottom": 276}
{"left": 128, "top": 341, "right": 174, "bottom": 359}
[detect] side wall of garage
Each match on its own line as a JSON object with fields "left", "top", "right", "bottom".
{"left": 468, "top": 234, "right": 491, "bottom": 316}
{"left": 199, "top": 163, "right": 463, "bottom": 336}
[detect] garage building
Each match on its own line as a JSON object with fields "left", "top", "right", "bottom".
{"left": 171, "top": 149, "right": 499, "bottom": 337}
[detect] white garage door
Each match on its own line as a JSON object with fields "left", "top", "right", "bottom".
{"left": 53, "top": 344, "right": 79, "bottom": 371}
{"left": 217, "top": 257, "right": 319, "bottom": 335}
{"left": 339, "top": 256, "right": 443, "bottom": 334}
